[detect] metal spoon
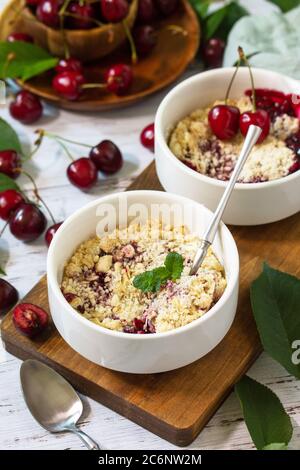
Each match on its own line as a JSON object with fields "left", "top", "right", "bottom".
{"left": 190, "top": 124, "right": 262, "bottom": 275}
{"left": 20, "top": 359, "right": 100, "bottom": 450}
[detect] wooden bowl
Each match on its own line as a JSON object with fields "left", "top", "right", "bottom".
{"left": 0, "top": 0, "right": 200, "bottom": 111}
{"left": 3, "top": 0, "right": 138, "bottom": 62}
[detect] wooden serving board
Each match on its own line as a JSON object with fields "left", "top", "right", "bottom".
{"left": 2, "top": 162, "right": 300, "bottom": 446}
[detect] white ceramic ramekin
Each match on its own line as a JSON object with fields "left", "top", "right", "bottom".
{"left": 47, "top": 190, "right": 239, "bottom": 374}
{"left": 155, "top": 67, "right": 300, "bottom": 226}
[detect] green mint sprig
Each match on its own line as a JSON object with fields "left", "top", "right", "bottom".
{"left": 133, "top": 252, "right": 184, "bottom": 293}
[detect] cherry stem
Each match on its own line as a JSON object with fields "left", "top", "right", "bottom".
{"left": 18, "top": 169, "right": 56, "bottom": 225}
{"left": 225, "top": 58, "right": 241, "bottom": 105}
{"left": 122, "top": 20, "right": 137, "bottom": 65}
{"left": 59, "top": 0, "right": 72, "bottom": 59}
{"left": 166, "top": 25, "right": 188, "bottom": 36}
{"left": 42, "top": 133, "right": 92, "bottom": 148}
{"left": 61, "top": 11, "right": 104, "bottom": 27}
{"left": 238, "top": 46, "right": 256, "bottom": 112}
{"left": 0, "top": 220, "right": 9, "bottom": 239}
{"left": 82, "top": 83, "right": 106, "bottom": 89}
{"left": 37, "top": 130, "right": 75, "bottom": 162}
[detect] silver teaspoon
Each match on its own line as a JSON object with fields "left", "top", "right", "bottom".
{"left": 20, "top": 359, "right": 100, "bottom": 450}
{"left": 190, "top": 124, "right": 262, "bottom": 275}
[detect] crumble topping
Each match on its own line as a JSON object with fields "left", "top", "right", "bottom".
{"left": 169, "top": 96, "right": 299, "bottom": 183}
{"left": 61, "top": 222, "right": 227, "bottom": 334}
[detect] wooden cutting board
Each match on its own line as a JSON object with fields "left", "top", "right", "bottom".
{"left": 2, "top": 161, "right": 300, "bottom": 446}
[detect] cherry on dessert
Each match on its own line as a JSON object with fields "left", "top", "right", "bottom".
{"left": 9, "top": 202, "right": 47, "bottom": 242}
{"left": 36, "top": 0, "right": 62, "bottom": 27}
{"left": 100, "top": 0, "right": 129, "bottom": 23}
{"left": 55, "top": 57, "right": 83, "bottom": 74}
{"left": 89, "top": 140, "right": 123, "bottom": 174}
{"left": 286, "top": 132, "right": 300, "bottom": 157}
{"left": 7, "top": 32, "right": 34, "bottom": 43}
{"left": 0, "top": 279, "right": 19, "bottom": 316}
{"left": 52, "top": 71, "right": 85, "bottom": 100}
{"left": 203, "top": 38, "right": 225, "bottom": 69}
{"left": 133, "top": 25, "right": 156, "bottom": 55}
{"left": 137, "top": 0, "right": 157, "bottom": 23}
{"left": 154, "top": 0, "right": 177, "bottom": 16}
{"left": 240, "top": 110, "right": 270, "bottom": 144}
{"left": 104, "top": 64, "right": 133, "bottom": 96}
{"left": 208, "top": 105, "right": 240, "bottom": 140}
{"left": 9, "top": 90, "right": 43, "bottom": 124}
{"left": 140, "top": 122, "right": 154, "bottom": 151}
{"left": 67, "top": 157, "right": 98, "bottom": 190}
{"left": 13, "top": 303, "right": 49, "bottom": 337}
{"left": 67, "top": 2, "right": 96, "bottom": 29}
{"left": 0, "top": 190, "right": 25, "bottom": 221}
{"left": 45, "top": 222, "right": 63, "bottom": 247}
{"left": 289, "top": 161, "right": 300, "bottom": 174}
{"left": 0, "top": 150, "right": 21, "bottom": 179}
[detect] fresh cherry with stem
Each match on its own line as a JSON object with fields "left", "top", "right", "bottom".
{"left": 133, "top": 25, "right": 156, "bottom": 55}
{"left": 140, "top": 123, "right": 154, "bottom": 151}
{"left": 52, "top": 70, "right": 85, "bottom": 100}
{"left": 0, "top": 278, "right": 19, "bottom": 316}
{"left": 239, "top": 48, "right": 270, "bottom": 144}
{"left": 104, "top": 63, "right": 133, "bottom": 96}
{"left": 100, "top": 0, "right": 129, "bottom": 23}
{"left": 202, "top": 38, "right": 225, "bottom": 69}
{"left": 55, "top": 57, "right": 83, "bottom": 74}
{"left": 36, "top": 0, "right": 62, "bottom": 27}
{"left": 0, "top": 150, "right": 21, "bottom": 179}
{"left": 45, "top": 222, "right": 63, "bottom": 247}
{"left": 66, "top": 1, "right": 97, "bottom": 29}
{"left": 137, "top": 0, "right": 157, "bottom": 24}
{"left": 0, "top": 190, "right": 25, "bottom": 221}
{"left": 89, "top": 140, "right": 123, "bottom": 174}
{"left": 9, "top": 91, "right": 43, "bottom": 124}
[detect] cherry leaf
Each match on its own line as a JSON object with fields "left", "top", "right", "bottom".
{"left": 0, "top": 41, "right": 58, "bottom": 81}
{"left": 0, "top": 173, "right": 21, "bottom": 192}
{"left": 235, "top": 376, "right": 292, "bottom": 450}
{"left": 0, "top": 265, "right": 6, "bottom": 276}
{"left": 0, "top": 117, "right": 22, "bottom": 154}
{"left": 268, "top": 0, "right": 300, "bottom": 12}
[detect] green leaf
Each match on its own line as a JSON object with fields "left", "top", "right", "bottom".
{"left": 0, "top": 173, "right": 21, "bottom": 192}
{"left": 205, "top": 5, "right": 228, "bottom": 39}
{"left": 0, "top": 265, "right": 6, "bottom": 276}
{"left": 267, "top": 0, "right": 300, "bottom": 13}
{"left": 204, "top": 1, "right": 249, "bottom": 40}
{"left": 0, "top": 117, "right": 22, "bottom": 154}
{"left": 0, "top": 41, "right": 58, "bottom": 81}
{"left": 133, "top": 267, "right": 169, "bottom": 293}
{"left": 235, "top": 376, "right": 293, "bottom": 450}
{"left": 250, "top": 263, "right": 300, "bottom": 379}
{"left": 189, "top": 0, "right": 210, "bottom": 19}
{"left": 263, "top": 443, "right": 288, "bottom": 450}
{"left": 164, "top": 252, "right": 184, "bottom": 280}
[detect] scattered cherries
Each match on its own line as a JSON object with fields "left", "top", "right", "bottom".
{"left": 105, "top": 63, "right": 133, "bottom": 96}
{"left": 36, "top": 0, "right": 62, "bottom": 28}
{"left": 52, "top": 71, "right": 85, "bottom": 100}
{"left": 140, "top": 123, "right": 155, "bottom": 151}
{"left": 0, "top": 190, "right": 25, "bottom": 221}
{"left": 0, "top": 279, "right": 19, "bottom": 316}
{"left": 67, "top": 157, "right": 98, "bottom": 189}
{"left": 13, "top": 303, "right": 49, "bottom": 337}
{"left": 0, "top": 150, "right": 21, "bottom": 179}
{"left": 7, "top": 32, "right": 33, "bottom": 43}
{"left": 100, "top": 0, "right": 129, "bottom": 23}
{"left": 67, "top": 1, "right": 96, "bottom": 29}
{"left": 9, "top": 202, "right": 47, "bottom": 242}
{"left": 133, "top": 25, "right": 156, "bottom": 55}
{"left": 45, "top": 222, "right": 63, "bottom": 247}
{"left": 10, "top": 91, "right": 43, "bottom": 124}
{"left": 89, "top": 140, "right": 123, "bottom": 174}
{"left": 202, "top": 38, "right": 225, "bottom": 69}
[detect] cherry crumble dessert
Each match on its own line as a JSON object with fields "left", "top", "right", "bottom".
{"left": 169, "top": 90, "right": 300, "bottom": 184}
{"left": 61, "top": 222, "right": 226, "bottom": 334}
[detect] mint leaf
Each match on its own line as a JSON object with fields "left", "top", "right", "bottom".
{"left": 0, "top": 118, "right": 23, "bottom": 154}
{"left": 263, "top": 443, "right": 288, "bottom": 450}
{"left": 205, "top": 5, "right": 227, "bottom": 39}
{"left": 235, "top": 376, "right": 292, "bottom": 450}
{"left": 204, "top": 1, "right": 249, "bottom": 40}
{"left": 250, "top": 263, "right": 300, "bottom": 379}
{"left": 0, "top": 173, "right": 21, "bottom": 192}
{"left": 164, "top": 252, "right": 184, "bottom": 280}
{"left": 133, "top": 252, "right": 184, "bottom": 293}
{"left": 189, "top": 0, "right": 210, "bottom": 19}
{"left": 267, "top": 0, "right": 300, "bottom": 12}
{"left": 133, "top": 267, "right": 169, "bottom": 293}
{"left": 0, "top": 41, "right": 58, "bottom": 81}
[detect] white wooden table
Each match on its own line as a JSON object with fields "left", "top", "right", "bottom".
{"left": 1, "top": 0, "right": 300, "bottom": 451}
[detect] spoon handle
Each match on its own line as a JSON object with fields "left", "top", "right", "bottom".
{"left": 190, "top": 124, "right": 262, "bottom": 275}
{"left": 69, "top": 425, "right": 100, "bottom": 450}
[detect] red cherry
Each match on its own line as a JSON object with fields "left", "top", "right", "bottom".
{"left": 67, "top": 2, "right": 96, "bottom": 29}
{"left": 7, "top": 32, "right": 34, "bottom": 43}
{"left": 0, "top": 279, "right": 19, "bottom": 316}
{"left": 100, "top": 0, "right": 129, "bottom": 23}
{"left": 9, "top": 90, "right": 43, "bottom": 124}
{"left": 45, "top": 222, "right": 63, "bottom": 247}
{"left": 9, "top": 202, "right": 47, "bottom": 242}
{"left": 52, "top": 71, "right": 85, "bottom": 100}
{"left": 55, "top": 57, "right": 83, "bottom": 74}
{"left": 26, "top": 0, "right": 41, "bottom": 5}
{"left": 289, "top": 161, "right": 300, "bottom": 174}
{"left": 154, "top": 0, "right": 177, "bottom": 16}
{"left": 0, "top": 190, "right": 25, "bottom": 221}
{"left": 104, "top": 64, "right": 133, "bottom": 96}
{"left": 67, "top": 157, "right": 98, "bottom": 189}
{"left": 240, "top": 110, "right": 270, "bottom": 144}
{"left": 203, "top": 38, "right": 225, "bottom": 69}
{"left": 140, "top": 123, "right": 154, "bottom": 151}
{"left": 137, "top": 0, "right": 157, "bottom": 23}
{"left": 0, "top": 150, "right": 21, "bottom": 179}
{"left": 208, "top": 105, "right": 240, "bottom": 140}
{"left": 133, "top": 25, "right": 156, "bottom": 55}
{"left": 36, "top": 0, "right": 62, "bottom": 27}
{"left": 89, "top": 140, "right": 123, "bottom": 174}
{"left": 13, "top": 303, "right": 49, "bottom": 337}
